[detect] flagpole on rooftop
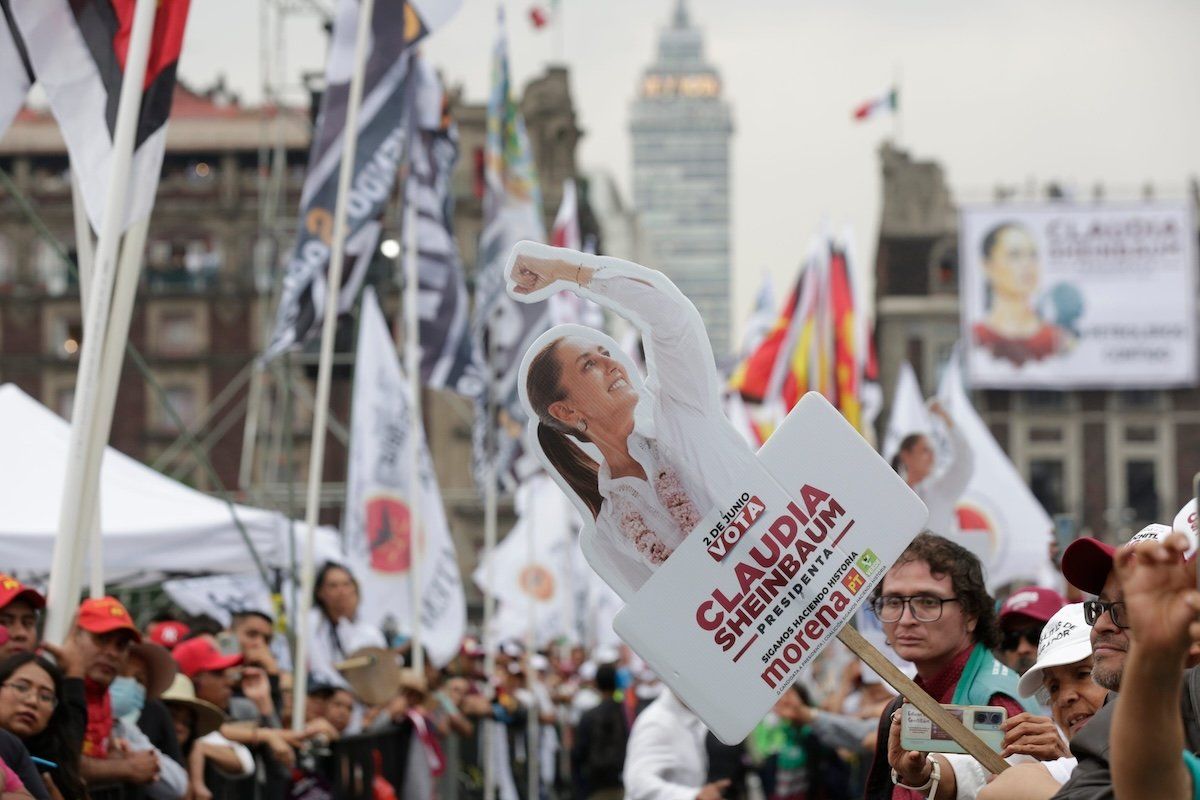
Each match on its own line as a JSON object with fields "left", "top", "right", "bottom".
{"left": 291, "top": 0, "right": 377, "bottom": 733}
{"left": 893, "top": 62, "right": 903, "bottom": 147}
{"left": 44, "top": 0, "right": 159, "bottom": 645}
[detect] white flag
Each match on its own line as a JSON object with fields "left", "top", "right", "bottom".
{"left": 163, "top": 573, "right": 276, "bottom": 630}
{"left": 343, "top": 288, "right": 466, "bottom": 668}
{"left": 936, "top": 355, "right": 1054, "bottom": 588}
{"left": 0, "top": 16, "right": 31, "bottom": 139}
{"left": 474, "top": 474, "right": 582, "bottom": 647}
{"left": 881, "top": 361, "right": 932, "bottom": 464}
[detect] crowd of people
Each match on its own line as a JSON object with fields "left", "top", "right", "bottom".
{"left": 0, "top": 507, "right": 1197, "bottom": 799}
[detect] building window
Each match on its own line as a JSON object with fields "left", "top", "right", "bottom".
{"left": 44, "top": 306, "right": 83, "bottom": 359}
{"left": 1024, "top": 391, "right": 1067, "bottom": 410}
{"left": 1113, "top": 390, "right": 1165, "bottom": 412}
{"left": 36, "top": 240, "right": 70, "bottom": 296}
{"left": 1029, "top": 459, "right": 1066, "bottom": 516}
{"left": 147, "top": 302, "right": 208, "bottom": 357}
{"left": 1124, "top": 460, "right": 1159, "bottom": 525}
{"left": 146, "top": 371, "right": 207, "bottom": 434}
{"left": 160, "top": 385, "right": 198, "bottom": 432}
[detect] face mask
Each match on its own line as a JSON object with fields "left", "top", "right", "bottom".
{"left": 109, "top": 677, "right": 146, "bottom": 723}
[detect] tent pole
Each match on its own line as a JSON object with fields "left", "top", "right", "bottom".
{"left": 44, "top": 0, "right": 157, "bottom": 645}
{"left": 292, "top": 0, "right": 376, "bottom": 733}
{"left": 402, "top": 175, "right": 424, "bottom": 675}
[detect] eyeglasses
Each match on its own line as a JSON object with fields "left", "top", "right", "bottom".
{"left": 872, "top": 595, "right": 961, "bottom": 623}
{"left": 2, "top": 681, "right": 57, "bottom": 710}
{"left": 1082, "top": 600, "right": 1129, "bottom": 630}
{"left": 1001, "top": 626, "right": 1044, "bottom": 651}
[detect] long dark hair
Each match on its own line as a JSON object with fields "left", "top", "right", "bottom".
{"left": 314, "top": 562, "right": 359, "bottom": 656}
{"left": 890, "top": 433, "right": 925, "bottom": 473}
{"left": 0, "top": 653, "right": 87, "bottom": 799}
{"left": 526, "top": 338, "right": 603, "bottom": 518}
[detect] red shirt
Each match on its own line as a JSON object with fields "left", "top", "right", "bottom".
{"left": 889, "top": 646, "right": 1025, "bottom": 800}
{"left": 82, "top": 678, "right": 113, "bottom": 759}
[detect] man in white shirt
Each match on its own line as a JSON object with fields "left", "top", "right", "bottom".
{"left": 622, "top": 689, "right": 729, "bottom": 800}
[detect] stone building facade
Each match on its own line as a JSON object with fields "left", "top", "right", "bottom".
{"left": 874, "top": 143, "right": 1200, "bottom": 540}
{"left": 0, "top": 67, "right": 586, "bottom": 603}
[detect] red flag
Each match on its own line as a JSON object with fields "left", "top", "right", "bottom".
{"left": 829, "top": 247, "right": 860, "bottom": 429}
{"left": 529, "top": 5, "right": 549, "bottom": 28}
{"left": 729, "top": 271, "right": 805, "bottom": 403}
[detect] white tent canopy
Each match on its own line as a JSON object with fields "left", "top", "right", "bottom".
{"left": 0, "top": 383, "right": 300, "bottom": 580}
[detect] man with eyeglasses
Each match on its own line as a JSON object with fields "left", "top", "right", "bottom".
{"left": 1044, "top": 518, "right": 1200, "bottom": 800}
{"left": 865, "top": 533, "right": 1038, "bottom": 799}
{"left": 74, "top": 596, "right": 171, "bottom": 792}
{"left": 996, "top": 587, "right": 1066, "bottom": 676}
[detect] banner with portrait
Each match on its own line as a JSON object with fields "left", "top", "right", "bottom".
{"left": 959, "top": 202, "right": 1198, "bottom": 388}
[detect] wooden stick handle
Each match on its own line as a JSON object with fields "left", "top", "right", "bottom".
{"left": 335, "top": 655, "right": 375, "bottom": 672}
{"left": 837, "top": 626, "right": 1009, "bottom": 775}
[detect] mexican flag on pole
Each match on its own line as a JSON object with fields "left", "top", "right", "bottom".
{"left": 852, "top": 87, "right": 898, "bottom": 122}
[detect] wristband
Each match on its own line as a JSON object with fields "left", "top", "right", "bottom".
{"left": 891, "top": 756, "right": 941, "bottom": 795}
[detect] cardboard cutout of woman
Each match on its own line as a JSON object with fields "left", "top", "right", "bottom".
{"left": 509, "top": 242, "right": 759, "bottom": 601}
{"left": 972, "top": 222, "right": 1071, "bottom": 366}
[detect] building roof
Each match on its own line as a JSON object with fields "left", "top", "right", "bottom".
{"left": 0, "top": 83, "right": 311, "bottom": 156}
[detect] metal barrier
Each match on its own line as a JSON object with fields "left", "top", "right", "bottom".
{"left": 88, "top": 725, "right": 415, "bottom": 800}
{"left": 88, "top": 785, "right": 134, "bottom": 800}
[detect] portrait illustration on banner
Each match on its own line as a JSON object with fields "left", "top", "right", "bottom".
{"left": 508, "top": 241, "right": 761, "bottom": 601}
{"left": 970, "top": 220, "right": 1080, "bottom": 367}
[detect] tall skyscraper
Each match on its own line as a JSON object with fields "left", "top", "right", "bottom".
{"left": 631, "top": 0, "right": 734, "bottom": 357}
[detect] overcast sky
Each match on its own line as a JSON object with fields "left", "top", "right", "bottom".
{"left": 180, "top": 0, "right": 1200, "bottom": 339}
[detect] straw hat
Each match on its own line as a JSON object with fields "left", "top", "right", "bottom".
{"left": 130, "top": 642, "right": 178, "bottom": 699}
{"left": 337, "top": 647, "right": 399, "bottom": 706}
{"left": 161, "top": 674, "right": 226, "bottom": 738}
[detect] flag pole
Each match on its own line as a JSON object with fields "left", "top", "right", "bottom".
{"left": 44, "top": 0, "right": 158, "bottom": 645}
{"left": 402, "top": 173, "right": 425, "bottom": 676}
{"left": 70, "top": 170, "right": 106, "bottom": 601}
{"left": 291, "top": 0, "right": 376, "bottom": 733}
{"left": 482, "top": 384, "right": 499, "bottom": 800}
{"left": 525, "top": 520, "right": 539, "bottom": 800}
{"left": 75, "top": 218, "right": 151, "bottom": 601}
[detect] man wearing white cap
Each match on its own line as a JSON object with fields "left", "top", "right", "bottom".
{"left": 1041, "top": 513, "right": 1200, "bottom": 800}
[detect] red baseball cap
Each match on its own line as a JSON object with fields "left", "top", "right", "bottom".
{"left": 0, "top": 575, "right": 44, "bottom": 612}
{"left": 998, "top": 586, "right": 1066, "bottom": 627}
{"left": 148, "top": 621, "right": 190, "bottom": 651}
{"left": 1061, "top": 522, "right": 1188, "bottom": 596}
{"left": 172, "top": 636, "right": 243, "bottom": 679}
{"left": 77, "top": 597, "right": 141, "bottom": 642}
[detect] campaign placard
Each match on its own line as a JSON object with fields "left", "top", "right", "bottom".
{"left": 615, "top": 395, "right": 927, "bottom": 742}
{"left": 507, "top": 241, "right": 928, "bottom": 743}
